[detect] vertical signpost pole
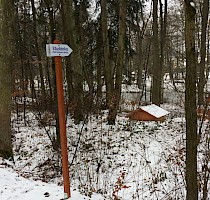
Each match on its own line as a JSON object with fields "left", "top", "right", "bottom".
{"left": 53, "top": 39, "right": 71, "bottom": 199}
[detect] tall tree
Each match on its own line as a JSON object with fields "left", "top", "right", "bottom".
{"left": 61, "top": 0, "right": 84, "bottom": 123}
{"left": 0, "top": 0, "right": 14, "bottom": 159}
{"left": 197, "top": 0, "right": 209, "bottom": 106}
{"left": 60, "top": 0, "right": 74, "bottom": 106}
{"left": 101, "top": 0, "right": 113, "bottom": 108}
{"left": 31, "top": 0, "right": 46, "bottom": 107}
{"left": 107, "top": 0, "right": 126, "bottom": 124}
{"left": 151, "top": 0, "right": 161, "bottom": 105}
{"left": 184, "top": 0, "right": 198, "bottom": 199}
{"left": 44, "top": 0, "right": 60, "bottom": 149}
{"left": 95, "top": 22, "right": 103, "bottom": 110}
{"left": 159, "top": 0, "right": 167, "bottom": 101}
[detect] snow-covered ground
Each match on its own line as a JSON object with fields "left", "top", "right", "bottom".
{"left": 2, "top": 80, "right": 209, "bottom": 199}
{"left": 3, "top": 102, "right": 208, "bottom": 200}
{"left": 0, "top": 160, "right": 103, "bottom": 200}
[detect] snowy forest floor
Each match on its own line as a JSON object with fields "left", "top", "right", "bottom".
{"left": 0, "top": 101, "right": 207, "bottom": 200}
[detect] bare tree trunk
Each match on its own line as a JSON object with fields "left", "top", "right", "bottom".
{"left": 184, "top": 1, "right": 198, "bottom": 199}
{"left": 61, "top": 0, "right": 84, "bottom": 123}
{"left": 31, "top": 0, "right": 46, "bottom": 107}
{"left": 60, "top": 0, "right": 74, "bottom": 106}
{"left": 137, "top": 31, "right": 143, "bottom": 89}
{"left": 151, "top": 0, "right": 161, "bottom": 105}
{"left": 107, "top": 0, "right": 126, "bottom": 125}
{"left": 159, "top": 0, "right": 167, "bottom": 102}
{"left": 206, "top": 30, "right": 210, "bottom": 81}
{"left": 44, "top": 0, "right": 57, "bottom": 102}
{"left": 0, "top": 0, "right": 14, "bottom": 159}
{"left": 137, "top": 2, "right": 146, "bottom": 90}
{"left": 101, "top": 0, "right": 113, "bottom": 108}
{"left": 198, "top": 0, "right": 209, "bottom": 106}
{"left": 96, "top": 32, "right": 103, "bottom": 111}
{"left": 44, "top": 0, "right": 60, "bottom": 150}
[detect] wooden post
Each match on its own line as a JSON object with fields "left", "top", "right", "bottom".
{"left": 54, "top": 39, "right": 71, "bottom": 199}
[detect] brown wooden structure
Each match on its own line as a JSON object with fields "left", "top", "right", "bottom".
{"left": 126, "top": 104, "right": 169, "bottom": 122}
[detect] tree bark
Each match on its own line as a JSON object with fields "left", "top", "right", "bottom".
{"left": 101, "top": 0, "right": 113, "bottom": 108}
{"left": 0, "top": 0, "right": 14, "bottom": 159}
{"left": 151, "top": 0, "right": 161, "bottom": 105}
{"left": 44, "top": 0, "right": 60, "bottom": 150}
{"left": 184, "top": 1, "right": 198, "bottom": 199}
{"left": 136, "top": 2, "right": 145, "bottom": 90}
{"left": 96, "top": 29, "right": 103, "bottom": 111}
{"left": 61, "top": 0, "right": 84, "bottom": 123}
{"left": 31, "top": 0, "right": 46, "bottom": 107}
{"left": 137, "top": 31, "right": 143, "bottom": 89}
{"left": 197, "top": 0, "right": 209, "bottom": 106}
{"left": 107, "top": 0, "right": 126, "bottom": 124}
{"left": 159, "top": 0, "right": 167, "bottom": 102}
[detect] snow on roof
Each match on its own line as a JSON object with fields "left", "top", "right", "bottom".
{"left": 140, "top": 104, "right": 170, "bottom": 118}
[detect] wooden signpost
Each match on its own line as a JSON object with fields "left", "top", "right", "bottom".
{"left": 46, "top": 39, "right": 72, "bottom": 199}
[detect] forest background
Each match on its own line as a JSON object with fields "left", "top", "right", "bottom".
{"left": 0, "top": 0, "right": 209, "bottom": 199}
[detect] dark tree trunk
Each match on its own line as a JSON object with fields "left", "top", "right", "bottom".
{"left": 61, "top": 0, "right": 84, "bottom": 123}
{"left": 137, "top": 31, "right": 143, "bottom": 89}
{"left": 31, "top": 0, "right": 46, "bottom": 107}
{"left": 96, "top": 29, "right": 103, "bottom": 111}
{"left": 0, "top": 0, "right": 14, "bottom": 159}
{"left": 184, "top": 1, "right": 198, "bottom": 199}
{"left": 44, "top": 0, "right": 60, "bottom": 150}
{"left": 197, "top": 0, "right": 209, "bottom": 106}
{"left": 60, "top": 0, "right": 74, "bottom": 106}
{"left": 107, "top": 0, "right": 126, "bottom": 125}
{"left": 159, "top": 0, "right": 167, "bottom": 102}
{"left": 101, "top": 0, "right": 113, "bottom": 108}
{"left": 151, "top": 0, "right": 161, "bottom": 105}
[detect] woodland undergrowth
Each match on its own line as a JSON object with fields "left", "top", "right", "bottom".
{"left": 11, "top": 103, "right": 209, "bottom": 200}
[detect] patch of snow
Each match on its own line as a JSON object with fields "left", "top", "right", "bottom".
{"left": 190, "top": 1, "right": 195, "bottom": 8}
{"left": 140, "top": 104, "right": 170, "bottom": 118}
{"left": 0, "top": 167, "right": 104, "bottom": 200}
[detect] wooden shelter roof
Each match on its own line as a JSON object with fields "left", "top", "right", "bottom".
{"left": 140, "top": 104, "right": 169, "bottom": 118}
